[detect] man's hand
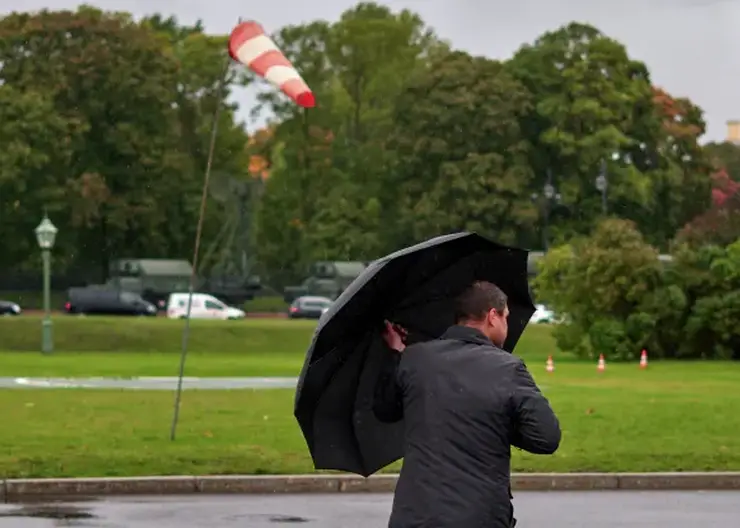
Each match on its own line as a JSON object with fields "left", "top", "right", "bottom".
{"left": 382, "top": 320, "right": 407, "bottom": 352}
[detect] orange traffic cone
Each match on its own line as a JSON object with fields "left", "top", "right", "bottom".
{"left": 640, "top": 349, "right": 648, "bottom": 369}
{"left": 597, "top": 354, "right": 606, "bottom": 372}
{"left": 546, "top": 355, "right": 555, "bottom": 373}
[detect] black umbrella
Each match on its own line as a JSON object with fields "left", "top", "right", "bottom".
{"left": 293, "top": 232, "right": 536, "bottom": 477}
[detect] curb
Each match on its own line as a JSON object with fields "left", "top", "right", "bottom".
{"left": 3, "top": 472, "right": 740, "bottom": 501}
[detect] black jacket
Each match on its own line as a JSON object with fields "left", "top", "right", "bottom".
{"left": 373, "top": 325, "right": 561, "bottom": 528}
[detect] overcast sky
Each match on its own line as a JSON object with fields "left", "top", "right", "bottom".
{"left": 2, "top": 0, "right": 738, "bottom": 142}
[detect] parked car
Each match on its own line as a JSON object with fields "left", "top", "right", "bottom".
{"left": 0, "top": 300, "right": 21, "bottom": 316}
{"left": 166, "top": 292, "right": 245, "bottom": 320}
{"left": 65, "top": 288, "right": 157, "bottom": 316}
{"left": 530, "top": 304, "right": 556, "bottom": 324}
{"left": 289, "top": 296, "right": 333, "bottom": 319}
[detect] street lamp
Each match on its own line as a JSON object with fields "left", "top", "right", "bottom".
{"left": 595, "top": 159, "right": 608, "bottom": 214}
{"left": 34, "top": 214, "right": 58, "bottom": 354}
{"left": 531, "top": 169, "right": 561, "bottom": 250}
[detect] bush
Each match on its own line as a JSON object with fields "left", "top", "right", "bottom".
{"left": 0, "top": 317, "right": 315, "bottom": 353}
{"left": 535, "top": 219, "right": 740, "bottom": 360}
{"left": 534, "top": 219, "right": 663, "bottom": 360}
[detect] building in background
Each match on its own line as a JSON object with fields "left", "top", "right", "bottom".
{"left": 727, "top": 120, "right": 740, "bottom": 145}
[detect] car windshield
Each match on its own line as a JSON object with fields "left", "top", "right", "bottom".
{"left": 303, "top": 300, "right": 331, "bottom": 309}
{"left": 120, "top": 292, "right": 143, "bottom": 303}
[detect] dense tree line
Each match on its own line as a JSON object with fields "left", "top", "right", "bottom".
{"left": 1, "top": 3, "right": 739, "bottom": 294}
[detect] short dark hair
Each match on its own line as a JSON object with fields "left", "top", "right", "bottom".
{"left": 454, "top": 281, "right": 507, "bottom": 323}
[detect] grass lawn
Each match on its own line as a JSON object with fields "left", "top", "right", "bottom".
{"left": 1, "top": 360, "right": 739, "bottom": 478}
{"left": 0, "top": 317, "right": 318, "bottom": 353}
{"left": 0, "top": 322, "right": 558, "bottom": 378}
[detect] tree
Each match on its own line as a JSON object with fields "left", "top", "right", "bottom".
{"left": 252, "top": 142, "right": 307, "bottom": 288}
{"left": 144, "top": 14, "right": 254, "bottom": 273}
{"left": 671, "top": 241, "right": 740, "bottom": 359}
{"left": 675, "top": 169, "right": 740, "bottom": 248}
{"left": 639, "top": 88, "right": 712, "bottom": 247}
{"left": 0, "top": 86, "right": 81, "bottom": 271}
{"left": 0, "top": 7, "right": 187, "bottom": 276}
{"left": 704, "top": 141, "right": 740, "bottom": 181}
{"left": 533, "top": 219, "right": 665, "bottom": 360}
{"left": 250, "top": 2, "right": 443, "bottom": 280}
{"left": 389, "top": 51, "right": 536, "bottom": 246}
{"left": 508, "top": 24, "right": 655, "bottom": 239}
{"left": 507, "top": 23, "right": 710, "bottom": 248}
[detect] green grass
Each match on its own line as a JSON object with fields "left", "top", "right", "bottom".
{"left": 1, "top": 360, "right": 739, "bottom": 478}
{"left": 0, "top": 316, "right": 317, "bottom": 353}
{"left": 2, "top": 321, "right": 738, "bottom": 478}
{"left": 0, "top": 320, "right": 558, "bottom": 377}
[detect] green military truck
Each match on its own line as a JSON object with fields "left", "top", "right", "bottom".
{"left": 283, "top": 261, "right": 368, "bottom": 303}
{"left": 105, "top": 258, "right": 259, "bottom": 309}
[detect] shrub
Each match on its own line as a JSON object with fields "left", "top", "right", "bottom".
{"left": 534, "top": 219, "right": 664, "bottom": 360}
{"left": 536, "top": 219, "right": 740, "bottom": 360}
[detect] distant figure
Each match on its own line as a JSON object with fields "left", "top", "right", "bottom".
{"left": 375, "top": 281, "right": 561, "bottom": 528}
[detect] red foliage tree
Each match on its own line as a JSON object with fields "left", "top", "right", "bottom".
{"left": 676, "top": 168, "right": 740, "bottom": 247}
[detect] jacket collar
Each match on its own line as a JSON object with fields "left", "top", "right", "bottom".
{"left": 440, "top": 325, "right": 494, "bottom": 347}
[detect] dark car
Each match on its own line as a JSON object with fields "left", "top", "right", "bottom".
{"left": 0, "top": 300, "right": 21, "bottom": 316}
{"left": 64, "top": 288, "right": 157, "bottom": 316}
{"left": 288, "top": 296, "right": 333, "bottom": 319}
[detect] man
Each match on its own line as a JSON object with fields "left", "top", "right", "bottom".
{"left": 374, "top": 280, "right": 561, "bottom": 528}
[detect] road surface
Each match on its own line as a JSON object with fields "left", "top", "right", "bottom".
{"left": 1, "top": 491, "right": 738, "bottom": 527}
{"left": 1, "top": 377, "right": 298, "bottom": 390}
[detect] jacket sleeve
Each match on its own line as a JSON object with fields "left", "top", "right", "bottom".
{"left": 372, "top": 347, "right": 403, "bottom": 423}
{"left": 510, "top": 360, "right": 561, "bottom": 454}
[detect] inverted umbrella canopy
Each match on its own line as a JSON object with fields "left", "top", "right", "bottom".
{"left": 294, "top": 232, "right": 536, "bottom": 476}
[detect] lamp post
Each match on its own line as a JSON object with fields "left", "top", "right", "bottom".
{"left": 531, "top": 169, "right": 561, "bottom": 250}
{"left": 595, "top": 159, "right": 608, "bottom": 214}
{"left": 34, "top": 214, "right": 58, "bottom": 354}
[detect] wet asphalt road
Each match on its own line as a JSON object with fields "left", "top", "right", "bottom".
{"left": 2, "top": 377, "right": 298, "bottom": 390}
{"left": 1, "top": 491, "right": 738, "bottom": 527}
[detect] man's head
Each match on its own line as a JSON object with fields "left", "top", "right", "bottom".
{"left": 453, "top": 281, "right": 509, "bottom": 347}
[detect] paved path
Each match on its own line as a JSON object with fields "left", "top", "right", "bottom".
{"left": 1, "top": 377, "right": 298, "bottom": 390}
{"left": 1, "top": 491, "right": 739, "bottom": 527}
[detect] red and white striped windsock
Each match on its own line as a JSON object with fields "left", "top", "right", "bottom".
{"left": 228, "top": 21, "right": 315, "bottom": 108}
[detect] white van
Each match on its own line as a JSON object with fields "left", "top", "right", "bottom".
{"left": 166, "top": 293, "right": 245, "bottom": 320}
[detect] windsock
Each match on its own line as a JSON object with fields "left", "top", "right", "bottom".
{"left": 228, "top": 21, "right": 315, "bottom": 108}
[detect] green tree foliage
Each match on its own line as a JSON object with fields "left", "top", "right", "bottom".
{"left": 0, "top": 8, "right": 250, "bottom": 279}
{"left": 251, "top": 3, "right": 441, "bottom": 285}
{"left": 389, "top": 51, "right": 535, "bottom": 246}
{"left": 536, "top": 219, "right": 740, "bottom": 360}
{"left": 675, "top": 169, "right": 740, "bottom": 248}
{"left": 0, "top": 87, "right": 81, "bottom": 270}
{"left": 0, "top": 3, "right": 729, "bottom": 314}
{"left": 507, "top": 23, "right": 710, "bottom": 248}
{"left": 0, "top": 8, "right": 186, "bottom": 276}
{"left": 704, "top": 141, "right": 740, "bottom": 181}
{"left": 534, "top": 219, "right": 663, "bottom": 359}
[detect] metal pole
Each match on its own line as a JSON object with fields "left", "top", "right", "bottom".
{"left": 542, "top": 202, "right": 550, "bottom": 251}
{"left": 543, "top": 168, "right": 553, "bottom": 251}
{"left": 602, "top": 188, "right": 607, "bottom": 215}
{"left": 599, "top": 159, "right": 608, "bottom": 215}
{"left": 41, "top": 249, "right": 53, "bottom": 354}
{"left": 169, "top": 47, "right": 234, "bottom": 442}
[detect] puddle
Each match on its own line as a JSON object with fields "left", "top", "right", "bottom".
{"left": 0, "top": 505, "right": 96, "bottom": 520}
{"left": 225, "top": 513, "right": 310, "bottom": 523}
{"left": 269, "top": 515, "right": 309, "bottom": 523}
